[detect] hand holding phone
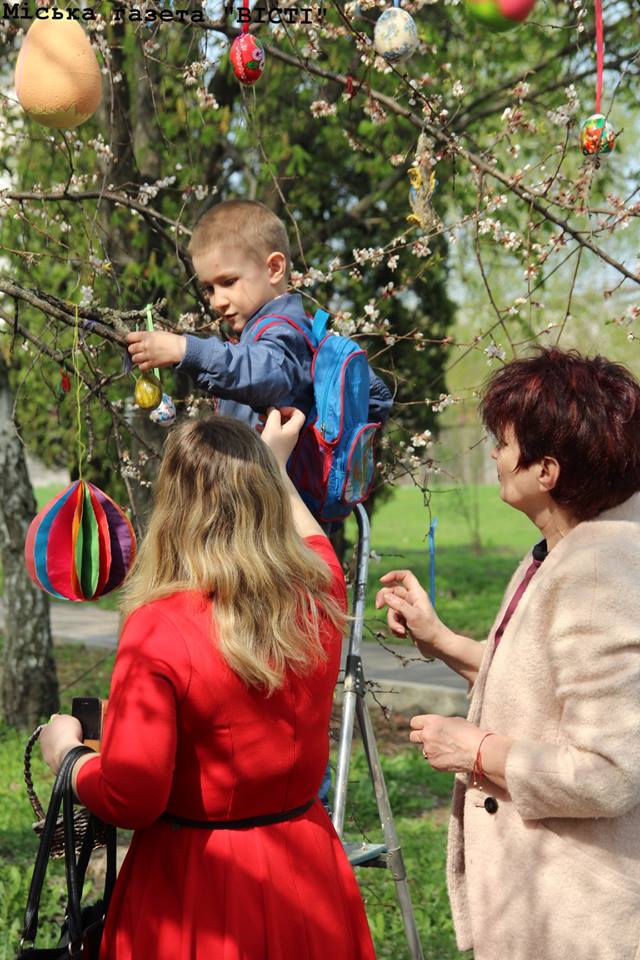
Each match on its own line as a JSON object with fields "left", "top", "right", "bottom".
{"left": 71, "top": 697, "right": 107, "bottom": 751}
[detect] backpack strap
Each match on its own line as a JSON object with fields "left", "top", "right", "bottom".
{"left": 311, "top": 309, "right": 329, "bottom": 343}
{"left": 252, "top": 314, "right": 317, "bottom": 353}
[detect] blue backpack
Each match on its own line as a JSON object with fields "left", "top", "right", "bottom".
{"left": 253, "top": 309, "right": 381, "bottom": 522}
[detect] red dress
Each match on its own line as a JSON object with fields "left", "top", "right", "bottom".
{"left": 77, "top": 535, "right": 376, "bottom": 960}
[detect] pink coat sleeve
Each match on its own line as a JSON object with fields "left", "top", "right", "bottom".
{"left": 76, "top": 606, "right": 191, "bottom": 830}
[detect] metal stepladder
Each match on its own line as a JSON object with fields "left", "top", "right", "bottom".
{"left": 332, "top": 504, "right": 425, "bottom": 960}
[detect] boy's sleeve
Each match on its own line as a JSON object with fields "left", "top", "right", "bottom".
{"left": 176, "top": 331, "right": 299, "bottom": 408}
{"left": 368, "top": 367, "right": 393, "bottom": 423}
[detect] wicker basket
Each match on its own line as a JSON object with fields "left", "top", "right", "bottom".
{"left": 24, "top": 725, "right": 109, "bottom": 860}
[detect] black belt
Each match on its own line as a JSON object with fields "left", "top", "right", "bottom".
{"left": 161, "top": 798, "right": 315, "bottom": 830}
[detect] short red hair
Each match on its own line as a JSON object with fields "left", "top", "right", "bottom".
{"left": 479, "top": 347, "right": 640, "bottom": 521}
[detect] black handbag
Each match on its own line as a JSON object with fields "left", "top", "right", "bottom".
{"left": 17, "top": 745, "right": 117, "bottom": 959}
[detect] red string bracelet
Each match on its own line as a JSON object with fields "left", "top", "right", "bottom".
{"left": 472, "top": 732, "right": 495, "bottom": 790}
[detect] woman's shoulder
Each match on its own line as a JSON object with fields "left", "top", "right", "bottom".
{"left": 121, "top": 591, "right": 209, "bottom": 637}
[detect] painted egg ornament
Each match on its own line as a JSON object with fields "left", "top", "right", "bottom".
{"left": 134, "top": 373, "right": 163, "bottom": 410}
{"left": 580, "top": 113, "right": 615, "bottom": 156}
{"left": 149, "top": 393, "right": 177, "bottom": 427}
{"left": 14, "top": 12, "right": 102, "bottom": 129}
{"left": 374, "top": 7, "right": 418, "bottom": 64}
{"left": 230, "top": 34, "right": 265, "bottom": 85}
{"left": 464, "top": 0, "right": 536, "bottom": 32}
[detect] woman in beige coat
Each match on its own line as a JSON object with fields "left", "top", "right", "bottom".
{"left": 377, "top": 348, "right": 640, "bottom": 960}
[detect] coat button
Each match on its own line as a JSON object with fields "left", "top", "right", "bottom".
{"left": 484, "top": 796, "right": 498, "bottom": 814}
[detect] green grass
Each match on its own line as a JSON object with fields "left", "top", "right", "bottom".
{"left": 347, "top": 484, "right": 537, "bottom": 641}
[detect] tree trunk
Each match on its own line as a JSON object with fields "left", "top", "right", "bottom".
{"left": 0, "top": 350, "right": 59, "bottom": 728}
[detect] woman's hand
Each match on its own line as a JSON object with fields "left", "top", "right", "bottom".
{"left": 409, "top": 714, "right": 483, "bottom": 773}
{"left": 259, "top": 407, "right": 306, "bottom": 471}
{"left": 375, "top": 569, "right": 448, "bottom": 656}
{"left": 39, "top": 714, "right": 84, "bottom": 775}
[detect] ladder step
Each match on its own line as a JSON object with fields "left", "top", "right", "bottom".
{"left": 343, "top": 841, "right": 388, "bottom": 867}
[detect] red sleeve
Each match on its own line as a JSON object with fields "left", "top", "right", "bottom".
{"left": 304, "top": 534, "right": 348, "bottom": 613}
{"left": 76, "top": 606, "right": 191, "bottom": 830}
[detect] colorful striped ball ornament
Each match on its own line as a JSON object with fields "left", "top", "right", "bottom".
{"left": 25, "top": 481, "right": 136, "bottom": 601}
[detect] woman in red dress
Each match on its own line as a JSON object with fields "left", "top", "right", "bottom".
{"left": 40, "top": 408, "right": 376, "bottom": 960}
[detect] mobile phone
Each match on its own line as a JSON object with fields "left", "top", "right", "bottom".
{"left": 71, "top": 697, "right": 107, "bottom": 751}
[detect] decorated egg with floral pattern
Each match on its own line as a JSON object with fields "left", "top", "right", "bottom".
{"left": 579, "top": 113, "right": 615, "bottom": 156}
{"left": 149, "top": 393, "right": 177, "bottom": 427}
{"left": 230, "top": 34, "right": 265, "bottom": 85}
{"left": 373, "top": 8, "right": 418, "bottom": 64}
{"left": 464, "top": 0, "right": 535, "bottom": 32}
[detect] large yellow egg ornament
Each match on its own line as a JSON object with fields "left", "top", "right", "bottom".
{"left": 15, "top": 12, "right": 102, "bottom": 129}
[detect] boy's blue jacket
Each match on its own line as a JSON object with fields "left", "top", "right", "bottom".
{"left": 176, "top": 292, "right": 393, "bottom": 429}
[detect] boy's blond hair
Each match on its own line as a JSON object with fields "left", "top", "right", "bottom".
{"left": 189, "top": 199, "right": 292, "bottom": 278}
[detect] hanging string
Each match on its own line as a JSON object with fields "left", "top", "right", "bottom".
{"left": 241, "top": 0, "right": 250, "bottom": 33}
{"left": 428, "top": 516, "right": 437, "bottom": 607}
{"left": 72, "top": 304, "right": 86, "bottom": 483}
{"left": 594, "top": 0, "right": 603, "bottom": 114}
{"left": 145, "top": 304, "right": 161, "bottom": 382}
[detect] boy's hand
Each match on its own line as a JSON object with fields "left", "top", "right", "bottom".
{"left": 260, "top": 406, "right": 305, "bottom": 470}
{"left": 127, "top": 330, "right": 186, "bottom": 372}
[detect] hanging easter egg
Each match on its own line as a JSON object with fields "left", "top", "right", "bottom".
{"left": 230, "top": 34, "right": 265, "bottom": 85}
{"left": 14, "top": 12, "right": 102, "bottom": 129}
{"left": 149, "top": 393, "right": 177, "bottom": 428}
{"left": 579, "top": 113, "right": 615, "bottom": 156}
{"left": 464, "top": 0, "right": 536, "bottom": 32}
{"left": 374, "top": 7, "right": 418, "bottom": 63}
{"left": 25, "top": 481, "right": 136, "bottom": 602}
{"left": 134, "top": 373, "right": 162, "bottom": 410}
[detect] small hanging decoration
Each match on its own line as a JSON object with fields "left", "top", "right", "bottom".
{"left": 134, "top": 373, "right": 163, "bottom": 409}
{"left": 230, "top": 0, "right": 265, "bottom": 86}
{"left": 25, "top": 481, "right": 136, "bottom": 601}
{"left": 407, "top": 132, "right": 441, "bottom": 232}
{"left": 150, "top": 393, "right": 177, "bottom": 427}
{"left": 579, "top": 0, "right": 615, "bottom": 160}
{"left": 133, "top": 307, "right": 176, "bottom": 421}
{"left": 463, "top": 0, "right": 535, "bottom": 32}
{"left": 374, "top": 0, "right": 418, "bottom": 64}
{"left": 14, "top": 11, "right": 102, "bottom": 129}
{"left": 580, "top": 114, "right": 615, "bottom": 156}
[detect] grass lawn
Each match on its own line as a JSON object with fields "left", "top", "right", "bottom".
{"left": 347, "top": 483, "right": 537, "bottom": 641}
{"left": 0, "top": 644, "right": 462, "bottom": 959}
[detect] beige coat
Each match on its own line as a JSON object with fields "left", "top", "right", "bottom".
{"left": 447, "top": 493, "right": 640, "bottom": 960}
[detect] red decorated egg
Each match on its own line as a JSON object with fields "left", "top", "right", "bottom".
{"left": 464, "top": 0, "right": 535, "bottom": 31}
{"left": 230, "top": 34, "right": 265, "bottom": 86}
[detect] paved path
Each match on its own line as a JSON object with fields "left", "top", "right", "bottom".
{"left": 0, "top": 600, "right": 468, "bottom": 716}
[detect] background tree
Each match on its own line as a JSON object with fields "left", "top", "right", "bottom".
{"left": 0, "top": 346, "right": 58, "bottom": 727}
{"left": 0, "top": 0, "right": 638, "bottom": 724}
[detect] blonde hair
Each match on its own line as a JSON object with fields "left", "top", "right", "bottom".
{"left": 120, "top": 417, "right": 346, "bottom": 693}
{"left": 189, "top": 200, "right": 292, "bottom": 279}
